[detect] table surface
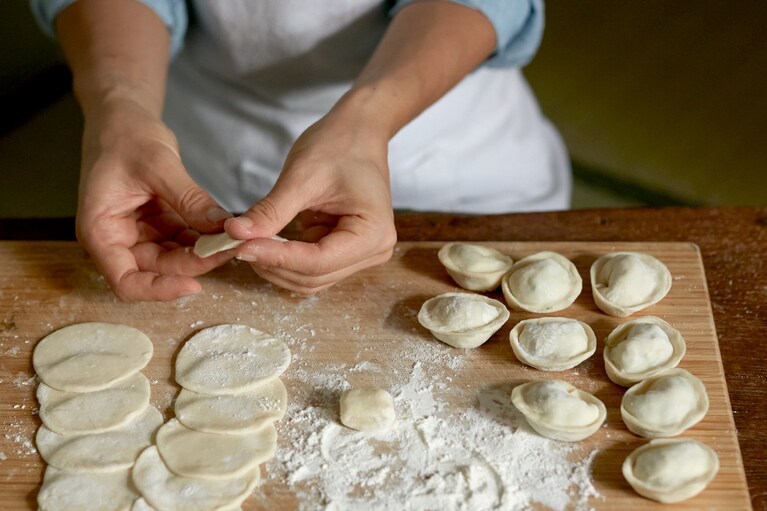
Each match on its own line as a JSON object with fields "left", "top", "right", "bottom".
{"left": 2, "top": 206, "right": 765, "bottom": 510}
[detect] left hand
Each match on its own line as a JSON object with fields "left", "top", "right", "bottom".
{"left": 225, "top": 98, "right": 397, "bottom": 294}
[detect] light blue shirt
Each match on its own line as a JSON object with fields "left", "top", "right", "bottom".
{"left": 30, "top": 0, "right": 544, "bottom": 68}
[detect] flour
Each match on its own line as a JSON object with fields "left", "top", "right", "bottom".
{"left": 262, "top": 340, "right": 602, "bottom": 511}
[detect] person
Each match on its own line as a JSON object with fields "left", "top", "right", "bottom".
{"left": 31, "top": 0, "right": 570, "bottom": 301}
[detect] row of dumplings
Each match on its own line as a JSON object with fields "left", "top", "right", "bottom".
{"left": 438, "top": 243, "right": 671, "bottom": 317}
{"left": 418, "top": 244, "right": 718, "bottom": 504}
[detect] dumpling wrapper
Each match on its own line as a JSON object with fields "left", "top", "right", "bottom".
{"left": 510, "top": 317, "right": 596, "bottom": 371}
{"left": 36, "top": 405, "right": 163, "bottom": 473}
{"left": 174, "top": 379, "right": 287, "bottom": 434}
{"left": 37, "top": 372, "right": 151, "bottom": 435}
{"left": 37, "top": 467, "right": 137, "bottom": 511}
{"left": 156, "top": 418, "right": 277, "bottom": 480}
{"left": 437, "top": 242, "right": 513, "bottom": 291}
{"left": 133, "top": 446, "right": 260, "bottom": 511}
{"left": 33, "top": 322, "right": 153, "bottom": 392}
{"left": 417, "top": 292, "right": 510, "bottom": 349}
{"left": 176, "top": 324, "right": 291, "bottom": 395}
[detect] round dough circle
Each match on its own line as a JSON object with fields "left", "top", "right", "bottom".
{"left": 37, "top": 466, "right": 137, "bottom": 511}
{"left": 340, "top": 388, "right": 397, "bottom": 432}
{"left": 176, "top": 324, "right": 290, "bottom": 395}
{"left": 174, "top": 379, "right": 287, "bottom": 434}
{"left": 36, "top": 405, "right": 163, "bottom": 473}
{"left": 156, "top": 418, "right": 277, "bottom": 480}
{"left": 37, "top": 372, "right": 151, "bottom": 435}
{"left": 133, "top": 446, "right": 260, "bottom": 511}
{"left": 33, "top": 322, "right": 153, "bottom": 392}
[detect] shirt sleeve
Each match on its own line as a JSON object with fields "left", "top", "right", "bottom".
{"left": 29, "top": 0, "right": 188, "bottom": 57}
{"left": 391, "top": 0, "right": 544, "bottom": 68}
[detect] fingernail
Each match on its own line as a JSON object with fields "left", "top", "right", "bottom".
{"left": 233, "top": 216, "right": 253, "bottom": 229}
{"left": 206, "top": 208, "right": 232, "bottom": 223}
{"left": 236, "top": 253, "right": 258, "bottom": 262}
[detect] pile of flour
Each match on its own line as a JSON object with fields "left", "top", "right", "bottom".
{"left": 260, "top": 339, "right": 601, "bottom": 511}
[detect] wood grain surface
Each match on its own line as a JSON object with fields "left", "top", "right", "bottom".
{"left": 0, "top": 240, "right": 752, "bottom": 510}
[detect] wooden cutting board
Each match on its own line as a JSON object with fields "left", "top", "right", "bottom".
{"left": 0, "top": 241, "right": 751, "bottom": 510}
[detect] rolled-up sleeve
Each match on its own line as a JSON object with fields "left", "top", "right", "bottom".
{"left": 29, "top": 0, "right": 188, "bottom": 57}
{"left": 392, "top": 0, "right": 544, "bottom": 68}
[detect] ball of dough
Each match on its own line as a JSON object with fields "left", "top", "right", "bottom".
{"left": 340, "top": 388, "right": 396, "bottom": 432}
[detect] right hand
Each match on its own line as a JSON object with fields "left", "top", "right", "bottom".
{"left": 76, "top": 97, "right": 233, "bottom": 301}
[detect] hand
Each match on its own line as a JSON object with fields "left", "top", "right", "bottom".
{"left": 226, "top": 98, "right": 397, "bottom": 294}
{"left": 76, "top": 97, "right": 234, "bottom": 301}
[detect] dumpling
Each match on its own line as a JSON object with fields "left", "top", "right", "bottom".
{"left": 623, "top": 439, "right": 719, "bottom": 503}
{"left": 621, "top": 368, "right": 708, "bottom": 438}
{"left": 417, "top": 292, "right": 510, "bottom": 349}
{"left": 510, "top": 379, "right": 606, "bottom": 441}
{"left": 501, "top": 252, "right": 582, "bottom": 313}
{"left": 509, "top": 317, "right": 596, "bottom": 371}
{"left": 591, "top": 252, "right": 672, "bottom": 317}
{"left": 604, "top": 316, "right": 686, "bottom": 386}
{"left": 438, "top": 243, "right": 513, "bottom": 291}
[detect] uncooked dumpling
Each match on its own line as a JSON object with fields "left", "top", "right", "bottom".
{"left": 33, "top": 322, "right": 153, "bottom": 392}
{"left": 511, "top": 379, "right": 606, "bottom": 441}
{"left": 501, "top": 252, "right": 582, "bottom": 313}
{"left": 623, "top": 439, "right": 719, "bottom": 503}
{"left": 174, "top": 379, "right": 287, "bottom": 434}
{"left": 417, "top": 292, "right": 510, "bottom": 348}
{"left": 37, "top": 467, "right": 138, "bottom": 511}
{"left": 155, "top": 418, "right": 277, "bottom": 480}
{"left": 176, "top": 324, "right": 291, "bottom": 395}
{"left": 36, "top": 405, "right": 163, "bottom": 473}
{"left": 621, "top": 368, "right": 709, "bottom": 438}
{"left": 437, "top": 242, "right": 513, "bottom": 291}
{"left": 37, "top": 372, "right": 151, "bottom": 435}
{"left": 132, "top": 446, "right": 260, "bottom": 511}
{"left": 591, "top": 252, "right": 672, "bottom": 317}
{"left": 340, "top": 388, "right": 396, "bottom": 432}
{"left": 509, "top": 317, "right": 596, "bottom": 371}
{"left": 604, "top": 316, "right": 686, "bottom": 386}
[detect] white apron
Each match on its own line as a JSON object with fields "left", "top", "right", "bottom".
{"left": 164, "top": 0, "right": 571, "bottom": 214}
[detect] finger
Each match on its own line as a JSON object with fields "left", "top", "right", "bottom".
{"left": 132, "top": 242, "right": 233, "bottom": 276}
{"left": 247, "top": 264, "right": 337, "bottom": 296}
{"left": 225, "top": 187, "right": 305, "bottom": 240}
{"left": 147, "top": 157, "right": 232, "bottom": 233}
{"left": 234, "top": 218, "right": 395, "bottom": 276}
{"left": 89, "top": 241, "right": 201, "bottom": 301}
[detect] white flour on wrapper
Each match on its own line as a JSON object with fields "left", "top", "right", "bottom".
{"left": 262, "top": 341, "right": 602, "bottom": 511}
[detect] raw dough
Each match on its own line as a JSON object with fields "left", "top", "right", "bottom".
{"left": 623, "top": 439, "right": 719, "bottom": 503}
{"left": 501, "top": 252, "right": 582, "bottom": 313}
{"left": 437, "top": 242, "right": 513, "bottom": 291}
{"left": 621, "top": 368, "right": 709, "bottom": 438}
{"left": 604, "top": 316, "right": 686, "bottom": 387}
{"left": 132, "top": 446, "right": 260, "bottom": 511}
{"left": 509, "top": 317, "right": 596, "bottom": 371}
{"left": 37, "top": 466, "right": 137, "bottom": 511}
{"left": 37, "top": 372, "right": 151, "bottom": 435}
{"left": 511, "top": 379, "right": 606, "bottom": 442}
{"left": 33, "top": 322, "right": 153, "bottom": 392}
{"left": 36, "top": 405, "right": 163, "bottom": 473}
{"left": 591, "top": 252, "right": 672, "bottom": 317}
{"left": 176, "top": 324, "right": 291, "bottom": 395}
{"left": 417, "top": 292, "right": 510, "bottom": 349}
{"left": 174, "top": 378, "right": 287, "bottom": 434}
{"left": 193, "top": 233, "right": 244, "bottom": 258}
{"left": 156, "top": 418, "right": 277, "bottom": 479}
{"left": 340, "top": 388, "right": 396, "bottom": 432}
{"left": 131, "top": 499, "right": 158, "bottom": 511}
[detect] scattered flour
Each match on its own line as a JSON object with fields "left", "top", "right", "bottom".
{"left": 261, "top": 340, "right": 601, "bottom": 511}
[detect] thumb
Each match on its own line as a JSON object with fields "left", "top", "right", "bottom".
{"left": 150, "top": 169, "right": 232, "bottom": 233}
{"left": 225, "top": 188, "right": 304, "bottom": 240}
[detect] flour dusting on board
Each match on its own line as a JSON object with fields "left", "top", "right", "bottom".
{"left": 261, "top": 339, "right": 601, "bottom": 511}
